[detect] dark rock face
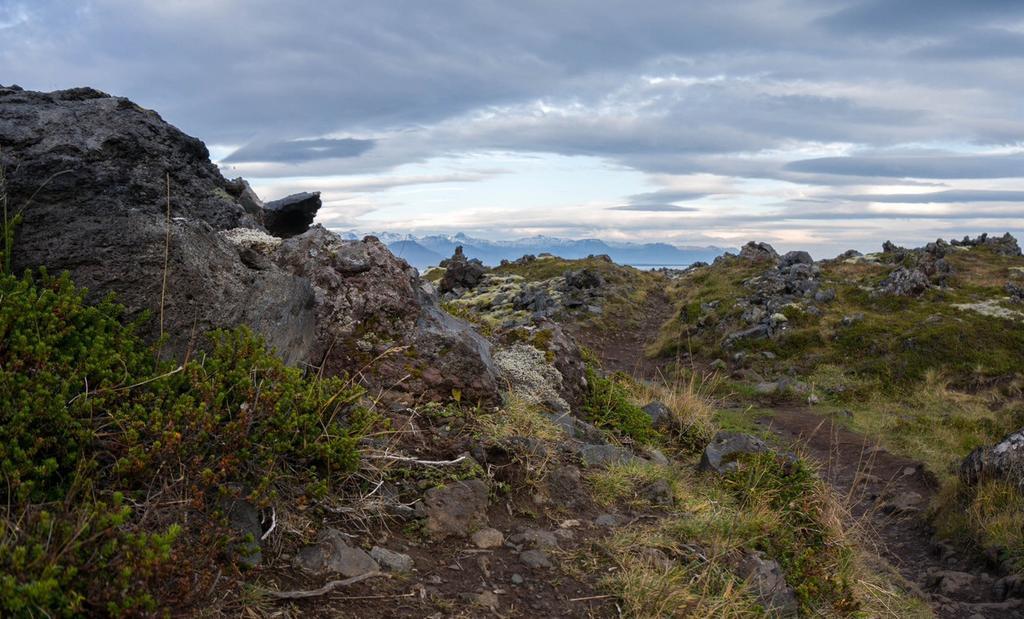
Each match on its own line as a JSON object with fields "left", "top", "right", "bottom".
{"left": 534, "top": 319, "right": 588, "bottom": 411}
{"left": 564, "top": 268, "right": 603, "bottom": 290}
{"left": 960, "top": 428, "right": 1024, "bottom": 489}
{"left": 262, "top": 191, "right": 321, "bottom": 238}
{"left": 739, "top": 241, "right": 780, "bottom": 263}
{"left": 0, "top": 86, "right": 315, "bottom": 363}
{"left": 779, "top": 250, "right": 813, "bottom": 268}
{"left": 274, "top": 227, "right": 499, "bottom": 403}
{"left": 439, "top": 246, "right": 487, "bottom": 293}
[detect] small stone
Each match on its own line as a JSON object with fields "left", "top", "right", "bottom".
{"left": 510, "top": 528, "right": 558, "bottom": 549}
{"left": 903, "top": 466, "right": 917, "bottom": 477}
{"left": 474, "top": 590, "right": 499, "bottom": 608}
{"left": 595, "top": 513, "right": 626, "bottom": 527}
{"left": 471, "top": 527, "right": 504, "bottom": 549}
{"left": 370, "top": 546, "right": 414, "bottom": 572}
{"left": 559, "top": 519, "right": 581, "bottom": 529}
{"left": 295, "top": 530, "right": 379, "bottom": 578}
{"left": 519, "top": 549, "right": 552, "bottom": 569}
{"left": 511, "top": 573, "right": 524, "bottom": 585}
{"left": 421, "top": 479, "right": 489, "bottom": 539}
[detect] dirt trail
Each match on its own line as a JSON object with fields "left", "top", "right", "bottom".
{"left": 761, "top": 407, "right": 1024, "bottom": 619}
{"left": 569, "top": 288, "right": 676, "bottom": 379}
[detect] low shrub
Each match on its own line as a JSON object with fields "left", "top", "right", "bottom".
{"left": 582, "top": 367, "right": 654, "bottom": 443}
{"left": 0, "top": 270, "right": 372, "bottom": 615}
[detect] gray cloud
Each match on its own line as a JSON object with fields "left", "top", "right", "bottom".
{"left": 223, "top": 138, "right": 374, "bottom": 163}
{"left": 836, "top": 189, "right": 1024, "bottom": 203}
{"left": 4, "top": 0, "right": 1024, "bottom": 246}
{"left": 785, "top": 154, "right": 1024, "bottom": 179}
{"left": 608, "top": 190, "right": 707, "bottom": 211}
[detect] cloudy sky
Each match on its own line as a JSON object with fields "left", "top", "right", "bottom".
{"left": 4, "top": 0, "right": 1024, "bottom": 255}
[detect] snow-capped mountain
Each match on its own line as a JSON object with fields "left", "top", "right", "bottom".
{"left": 332, "top": 229, "right": 733, "bottom": 270}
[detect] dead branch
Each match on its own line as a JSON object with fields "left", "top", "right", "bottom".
{"left": 364, "top": 453, "right": 469, "bottom": 466}
{"left": 266, "top": 572, "right": 387, "bottom": 600}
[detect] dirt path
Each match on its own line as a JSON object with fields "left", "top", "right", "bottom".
{"left": 761, "top": 407, "right": 1024, "bottom": 619}
{"left": 568, "top": 288, "right": 676, "bottom": 379}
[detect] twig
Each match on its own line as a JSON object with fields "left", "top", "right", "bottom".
{"left": 363, "top": 453, "right": 469, "bottom": 466}
{"left": 570, "top": 594, "right": 614, "bottom": 602}
{"left": 260, "top": 506, "right": 276, "bottom": 541}
{"left": 266, "top": 572, "right": 386, "bottom": 600}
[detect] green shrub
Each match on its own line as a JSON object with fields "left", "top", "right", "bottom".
{"left": 724, "top": 452, "right": 858, "bottom": 614}
{"left": 0, "top": 270, "right": 372, "bottom": 615}
{"left": 582, "top": 367, "right": 654, "bottom": 443}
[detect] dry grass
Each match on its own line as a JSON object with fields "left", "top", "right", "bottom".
{"left": 625, "top": 370, "right": 720, "bottom": 452}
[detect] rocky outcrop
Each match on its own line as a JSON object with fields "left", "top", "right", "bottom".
{"left": 951, "top": 232, "right": 1021, "bottom": 257}
{"left": 960, "top": 428, "right": 1024, "bottom": 489}
{"left": 0, "top": 85, "right": 315, "bottom": 363}
{"left": 739, "top": 241, "right": 780, "bottom": 263}
{"left": 269, "top": 227, "right": 499, "bottom": 403}
{"left": 262, "top": 191, "right": 321, "bottom": 237}
{"left": 2, "top": 86, "right": 498, "bottom": 403}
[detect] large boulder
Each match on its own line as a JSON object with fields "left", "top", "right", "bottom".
{"left": 0, "top": 86, "right": 315, "bottom": 363}
{"left": 875, "top": 266, "right": 930, "bottom": 297}
{"left": 739, "top": 241, "right": 780, "bottom": 263}
{"left": 960, "top": 428, "right": 1024, "bottom": 489}
{"left": 699, "top": 432, "right": 771, "bottom": 474}
{"left": 261, "top": 191, "right": 321, "bottom": 237}
{"left": 272, "top": 227, "right": 499, "bottom": 403}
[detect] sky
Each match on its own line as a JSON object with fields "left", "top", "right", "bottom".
{"left": 3, "top": 0, "right": 1024, "bottom": 256}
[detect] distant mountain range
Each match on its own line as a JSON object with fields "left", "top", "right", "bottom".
{"left": 332, "top": 230, "right": 734, "bottom": 270}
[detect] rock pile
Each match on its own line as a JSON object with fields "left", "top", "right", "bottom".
{"left": 951, "top": 232, "right": 1022, "bottom": 257}
{"left": 439, "top": 246, "right": 487, "bottom": 294}
{"left": 724, "top": 242, "right": 835, "bottom": 347}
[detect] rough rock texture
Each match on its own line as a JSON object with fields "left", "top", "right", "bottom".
{"left": 295, "top": 529, "right": 379, "bottom": 577}
{"left": 261, "top": 191, "right": 321, "bottom": 238}
{"left": 739, "top": 241, "right": 780, "bottom": 263}
{"left": 419, "top": 479, "right": 489, "bottom": 539}
{"left": 273, "top": 227, "right": 499, "bottom": 403}
{"left": 0, "top": 86, "right": 315, "bottom": 362}
{"left": 960, "top": 428, "right": 1024, "bottom": 489}
{"left": 738, "top": 552, "right": 799, "bottom": 617}
{"left": 698, "top": 432, "right": 772, "bottom": 474}
{"left": 642, "top": 401, "right": 672, "bottom": 428}
{"left": 439, "top": 246, "right": 487, "bottom": 293}
{"left": 369, "top": 546, "right": 414, "bottom": 572}
{"left": 779, "top": 250, "right": 813, "bottom": 268}
{"left": 535, "top": 320, "right": 589, "bottom": 412}
{"left": 876, "top": 266, "right": 930, "bottom": 297}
